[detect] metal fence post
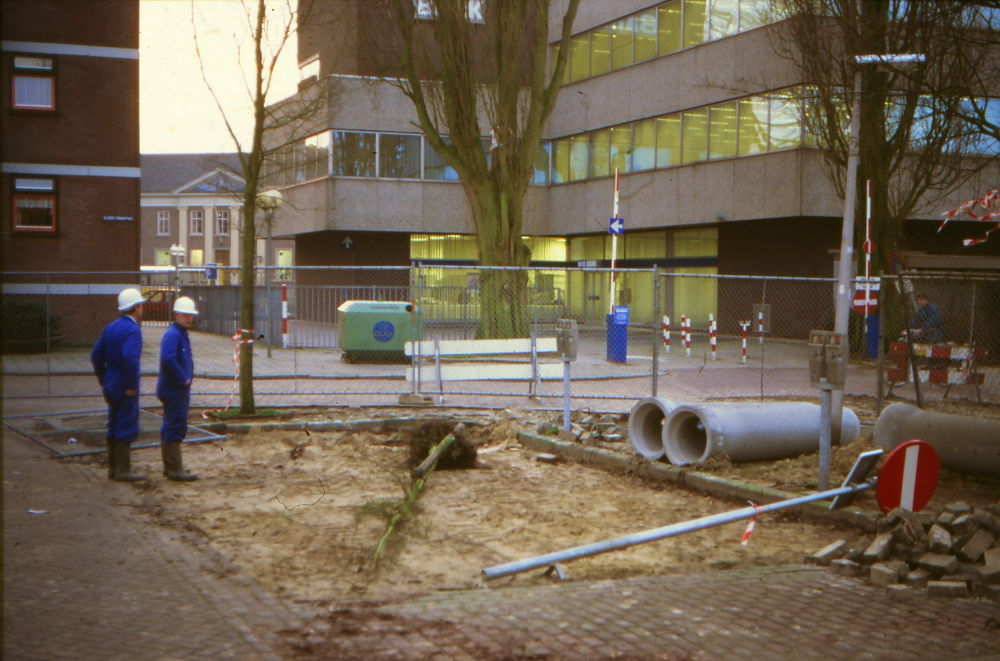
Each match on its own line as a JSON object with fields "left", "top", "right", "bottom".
{"left": 876, "top": 271, "right": 885, "bottom": 418}
{"left": 46, "top": 273, "right": 51, "bottom": 396}
{"left": 759, "top": 278, "right": 767, "bottom": 400}
{"left": 652, "top": 265, "right": 660, "bottom": 397}
{"left": 969, "top": 280, "right": 983, "bottom": 404}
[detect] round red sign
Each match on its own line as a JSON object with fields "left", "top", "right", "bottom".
{"left": 876, "top": 440, "right": 940, "bottom": 514}
{"left": 853, "top": 289, "right": 878, "bottom": 315}
{"left": 863, "top": 240, "right": 874, "bottom": 255}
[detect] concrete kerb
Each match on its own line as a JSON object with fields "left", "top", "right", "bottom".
{"left": 516, "top": 430, "right": 880, "bottom": 534}
{"left": 198, "top": 414, "right": 879, "bottom": 534}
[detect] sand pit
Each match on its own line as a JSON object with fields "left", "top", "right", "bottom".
{"left": 126, "top": 411, "right": 877, "bottom": 608}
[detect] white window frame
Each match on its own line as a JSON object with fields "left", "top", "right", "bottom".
{"left": 156, "top": 210, "right": 170, "bottom": 236}
{"left": 189, "top": 209, "right": 204, "bottom": 235}
{"left": 11, "top": 55, "right": 55, "bottom": 111}
{"left": 215, "top": 209, "right": 230, "bottom": 236}
{"left": 12, "top": 177, "right": 57, "bottom": 233}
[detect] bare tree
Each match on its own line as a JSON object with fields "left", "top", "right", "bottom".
{"left": 193, "top": 0, "right": 332, "bottom": 413}
{"left": 373, "top": 0, "right": 579, "bottom": 339}
{"left": 773, "top": 0, "right": 988, "bottom": 272}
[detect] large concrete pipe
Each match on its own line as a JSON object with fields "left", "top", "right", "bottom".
{"left": 874, "top": 403, "right": 1000, "bottom": 478}
{"left": 663, "top": 402, "right": 861, "bottom": 466}
{"left": 628, "top": 397, "right": 678, "bottom": 461}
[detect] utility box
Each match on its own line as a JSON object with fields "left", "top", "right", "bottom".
{"left": 337, "top": 301, "right": 415, "bottom": 363}
{"left": 808, "top": 330, "right": 847, "bottom": 390}
{"left": 555, "top": 318, "right": 579, "bottom": 360}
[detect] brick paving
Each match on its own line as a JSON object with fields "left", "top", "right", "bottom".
{"left": 3, "top": 428, "right": 301, "bottom": 661}
{"left": 302, "top": 568, "right": 1000, "bottom": 660}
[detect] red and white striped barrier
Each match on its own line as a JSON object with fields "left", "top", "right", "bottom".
{"left": 663, "top": 315, "right": 670, "bottom": 353}
{"left": 739, "top": 321, "right": 750, "bottom": 364}
{"left": 709, "top": 314, "right": 717, "bottom": 361}
{"left": 203, "top": 328, "right": 254, "bottom": 419}
{"left": 281, "top": 284, "right": 289, "bottom": 348}
{"left": 682, "top": 315, "right": 691, "bottom": 357}
{"left": 741, "top": 502, "right": 765, "bottom": 546}
{"left": 758, "top": 310, "right": 764, "bottom": 344}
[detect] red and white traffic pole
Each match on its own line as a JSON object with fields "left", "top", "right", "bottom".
{"left": 740, "top": 321, "right": 750, "bottom": 364}
{"left": 684, "top": 316, "right": 691, "bottom": 357}
{"left": 281, "top": 284, "right": 289, "bottom": 348}
{"left": 709, "top": 314, "right": 717, "bottom": 360}
{"left": 758, "top": 310, "right": 764, "bottom": 344}
{"left": 663, "top": 315, "right": 670, "bottom": 353}
{"left": 608, "top": 168, "right": 620, "bottom": 315}
{"left": 864, "top": 179, "right": 873, "bottom": 316}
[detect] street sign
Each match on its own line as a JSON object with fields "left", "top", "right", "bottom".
{"left": 853, "top": 289, "right": 878, "bottom": 315}
{"left": 862, "top": 240, "right": 874, "bottom": 255}
{"left": 876, "top": 440, "right": 939, "bottom": 514}
{"left": 888, "top": 252, "right": 906, "bottom": 276}
{"left": 608, "top": 217, "right": 624, "bottom": 236}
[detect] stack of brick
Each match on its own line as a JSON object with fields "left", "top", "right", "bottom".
{"left": 540, "top": 413, "right": 627, "bottom": 447}
{"left": 807, "top": 501, "right": 1000, "bottom": 601}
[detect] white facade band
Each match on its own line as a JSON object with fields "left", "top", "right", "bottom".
{"left": 2, "top": 163, "right": 141, "bottom": 178}
{"left": 2, "top": 40, "right": 139, "bottom": 60}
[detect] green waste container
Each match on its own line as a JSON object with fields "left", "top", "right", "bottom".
{"left": 337, "top": 301, "right": 415, "bottom": 363}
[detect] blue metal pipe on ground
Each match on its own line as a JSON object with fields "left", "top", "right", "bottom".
{"left": 482, "top": 481, "right": 873, "bottom": 580}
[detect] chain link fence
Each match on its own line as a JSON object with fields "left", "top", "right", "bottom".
{"left": 876, "top": 272, "right": 1000, "bottom": 407}
{"left": 4, "top": 267, "right": 999, "bottom": 410}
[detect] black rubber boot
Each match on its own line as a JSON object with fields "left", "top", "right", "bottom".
{"left": 106, "top": 438, "right": 116, "bottom": 480}
{"left": 112, "top": 439, "right": 145, "bottom": 482}
{"left": 162, "top": 441, "right": 197, "bottom": 482}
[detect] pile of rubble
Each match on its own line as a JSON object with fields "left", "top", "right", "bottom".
{"left": 808, "top": 501, "right": 1000, "bottom": 600}
{"left": 536, "top": 412, "right": 628, "bottom": 447}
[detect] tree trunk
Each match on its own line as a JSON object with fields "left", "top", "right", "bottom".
{"left": 468, "top": 179, "right": 531, "bottom": 339}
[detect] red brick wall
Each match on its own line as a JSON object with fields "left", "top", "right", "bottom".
{"left": 1, "top": 0, "right": 138, "bottom": 48}
{"left": 2, "top": 175, "right": 140, "bottom": 272}
{"left": 1, "top": 0, "right": 140, "bottom": 272}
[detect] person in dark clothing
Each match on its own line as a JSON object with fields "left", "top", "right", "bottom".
{"left": 157, "top": 297, "right": 199, "bottom": 481}
{"left": 91, "top": 288, "right": 147, "bottom": 482}
{"left": 910, "top": 293, "right": 944, "bottom": 344}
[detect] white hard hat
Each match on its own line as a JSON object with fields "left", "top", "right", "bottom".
{"left": 173, "top": 296, "right": 198, "bottom": 315}
{"left": 118, "top": 288, "right": 146, "bottom": 312}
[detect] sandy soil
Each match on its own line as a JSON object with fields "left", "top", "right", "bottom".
{"left": 127, "top": 407, "right": 886, "bottom": 608}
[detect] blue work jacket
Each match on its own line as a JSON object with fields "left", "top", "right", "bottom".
{"left": 91, "top": 315, "right": 143, "bottom": 403}
{"left": 157, "top": 322, "right": 193, "bottom": 400}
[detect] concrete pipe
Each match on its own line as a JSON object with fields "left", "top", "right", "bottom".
{"left": 663, "top": 402, "right": 861, "bottom": 466}
{"left": 874, "top": 403, "right": 1000, "bottom": 478}
{"left": 628, "top": 397, "right": 678, "bottom": 461}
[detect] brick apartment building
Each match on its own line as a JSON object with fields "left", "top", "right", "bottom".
{"left": 2, "top": 0, "right": 140, "bottom": 273}
{"left": 2, "top": 0, "right": 140, "bottom": 345}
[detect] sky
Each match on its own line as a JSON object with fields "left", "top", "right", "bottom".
{"left": 139, "top": 0, "right": 300, "bottom": 155}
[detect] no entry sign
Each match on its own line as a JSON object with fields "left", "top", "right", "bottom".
{"left": 853, "top": 289, "right": 878, "bottom": 315}
{"left": 876, "top": 440, "right": 939, "bottom": 514}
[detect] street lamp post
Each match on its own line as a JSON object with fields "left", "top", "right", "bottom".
{"left": 256, "top": 190, "right": 284, "bottom": 358}
{"left": 826, "top": 53, "right": 924, "bottom": 491}
{"left": 169, "top": 243, "right": 186, "bottom": 307}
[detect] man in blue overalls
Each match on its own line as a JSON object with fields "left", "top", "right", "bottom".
{"left": 157, "top": 296, "right": 199, "bottom": 481}
{"left": 91, "top": 288, "right": 147, "bottom": 482}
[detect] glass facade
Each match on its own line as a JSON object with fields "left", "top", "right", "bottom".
{"left": 551, "top": 88, "right": 818, "bottom": 185}
{"left": 263, "top": 131, "right": 551, "bottom": 188}
{"left": 550, "top": 0, "right": 782, "bottom": 86}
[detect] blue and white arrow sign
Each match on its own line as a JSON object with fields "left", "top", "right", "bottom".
{"left": 609, "top": 217, "right": 624, "bottom": 236}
